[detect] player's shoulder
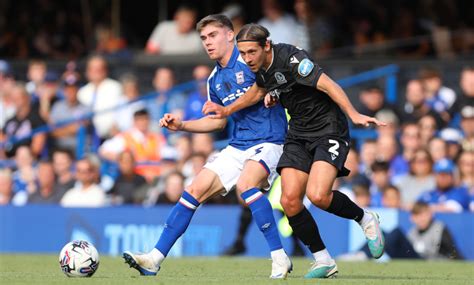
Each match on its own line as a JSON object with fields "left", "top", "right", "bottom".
{"left": 207, "top": 66, "right": 218, "bottom": 83}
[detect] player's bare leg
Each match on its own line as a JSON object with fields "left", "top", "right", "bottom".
{"left": 306, "top": 161, "right": 385, "bottom": 259}
{"left": 236, "top": 160, "right": 292, "bottom": 279}
{"left": 123, "top": 169, "right": 225, "bottom": 276}
{"left": 279, "top": 168, "right": 336, "bottom": 278}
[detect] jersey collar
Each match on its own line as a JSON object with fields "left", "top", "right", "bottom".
{"left": 217, "top": 46, "right": 239, "bottom": 70}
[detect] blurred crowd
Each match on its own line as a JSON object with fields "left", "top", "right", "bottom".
{"left": 0, "top": 55, "right": 473, "bottom": 214}
{"left": 1, "top": 0, "right": 473, "bottom": 60}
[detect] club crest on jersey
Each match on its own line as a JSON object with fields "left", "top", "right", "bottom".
{"left": 235, "top": 71, "right": 245, "bottom": 84}
{"left": 298, "top": 58, "right": 314, "bottom": 77}
{"left": 275, "top": 72, "right": 287, "bottom": 84}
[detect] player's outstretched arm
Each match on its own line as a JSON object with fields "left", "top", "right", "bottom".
{"left": 202, "top": 83, "right": 266, "bottom": 119}
{"left": 159, "top": 113, "right": 227, "bottom": 133}
{"left": 316, "top": 73, "right": 387, "bottom": 127}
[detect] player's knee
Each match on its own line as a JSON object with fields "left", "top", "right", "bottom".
{"left": 185, "top": 184, "right": 205, "bottom": 202}
{"left": 235, "top": 181, "right": 257, "bottom": 195}
{"left": 280, "top": 195, "right": 303, "bottom": 216}
{"left": 307, "top": 191, "right": 331, "bottom": 208}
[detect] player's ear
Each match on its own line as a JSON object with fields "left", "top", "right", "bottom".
{"left": 227, "top": 29, "right": 235, "bottom": 42}
{"left": 264, "top": 41, "right": 271, "bottom": 52}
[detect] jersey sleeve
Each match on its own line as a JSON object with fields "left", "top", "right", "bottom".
{"left": 207, "top": 77, "right": 224, "bottom": 106}
{"left": 255, "top": 72, "right": 266, "bottom": 88}
{"left": 288, "top": 50, "right": 323, "bottom": 88}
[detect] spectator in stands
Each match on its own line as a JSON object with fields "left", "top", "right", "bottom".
{"left": 258, "top": 0, "right": 301, "bottom": 46}
{"left": 175, "top": 135, "right": 193, "bottom": 171}
{"left": 369, "top": 161, "right": 391, "bottom": 207}
{"left": 0, "top": 60, "right": 16, "bottom": 130}
{"left": 451, "top": 66, "right": 474, "bottom": 116}
{"left": 352, "top": 184, "right": 371, "bottom": 208}
{"left": 94, "top": 24, "right": 128, "bottom": 57}
{"left": 428, "top": 137, "right": 448, "bottom": 163}
{"left": 359, "top": 139, "right": 377, "bottom": 176}
{"left": 460, "top": 106, "right": 474, "bottom": 152}
{"left": 338, "top": 148, "right": 370, "bottom": 195}
{"left": 408, "top": 202, "right": 463, "bottom": 259}
{"left": 358, "top": 86, "right": 387, "bottom": 118}
{"left": 191, "top": 133, "right": 216, "bottom": 158}
{"left": 28, "top": 160, "right": 65, "bottom": 204}
{"left": 60, "top": 156, "right": 106, "bottom": 207}
{"left": 394, "top": 149, "right": 436, "bottom": 208}
{"left": 34, "top": 71, "right": 62, "bottom": 121}
{"left": 1, "top": 84, "right": 46, "bottom": 158}
{"left": 156, "top": 171, "right": 185, "bottom": 204}
{"left": 25, "top": 60, "right": 47, "bottom": 96}
{"left": 374, "top": 109, "right": 399, "bottom": 138}
{"left": 419, "top": 67, "right": 456, "bottom": 124}
{"left": 77, "top": 55, "right": 123, "bottom": 140}
{"left": 109, "top": 151, "right": 148, "bottom": 205}
{"left": 381, "top": 185, "right": 402, "bottom": 209}
{"left": 439, "top": 128, "right": 464, "bottom": 160}
{"left": 99, "top": 109, "right": 166, "bottom": 183}
{"left": 375, "top": 134, "right": 398, "bottom": 166}
{"left": 10, "top": 146, "right": 37, "bottom": 206}
{"left": 391, "top": 123, "right": 421, "bottom": 179}
{"left": 183, "top": 152, "right": 207, "bottom": 187}
{"left": 457, "top": 151, "right": 474, "bottom": 191}
{"left": 221, "top": 3, "right": 245, "bottom": 34}
{"left": 146, "top": 67, "right": 186, "bottom": 130}
{"left": 184, "top": 65, "right": 211, "bottom": 120}
{"left": 418, "top": 114, "right": 439, "bottom": 147}
{"left": 114, "top": 73, "right": 146, "bottom": 133}
{"left": 49, "top": 78, "right": 90, "bottom": 152}
{"left": 52, "top": 148, "right": 76, "bottom": 194}
{"left": 399, "top": 79, "right": 433, "bottom": 124}
{"left": 418, "top": 158, "right": 470, "bottom": 212}
{"left": 145, "top": 5, "right": 202, "bottom": 55}
{"left": 0, "top": 169, "right": 13, "bottom": 205}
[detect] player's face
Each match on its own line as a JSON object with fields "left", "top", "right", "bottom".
{"left": 237, "top": 42, "right": 266, "bottom": 72}
{"left": 200, "top": 24, "right": 233, "bottom": 61}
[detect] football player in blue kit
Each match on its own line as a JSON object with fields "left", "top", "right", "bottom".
{"left": 203, "top": 23, "right": 387, "bottom": 278}
{"left": 123, "top": 15, "right": 292, "bottom": 279}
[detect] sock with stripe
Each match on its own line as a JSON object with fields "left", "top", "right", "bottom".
{"left": 241, "top": 188, "right": 283, "bottom": 253}
{"left": 154, "top": 191, "right": 199, "bottom": 262}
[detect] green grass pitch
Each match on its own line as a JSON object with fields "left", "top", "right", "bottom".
{"left": 1, "top": 254, "right": 473, "bottom": 285}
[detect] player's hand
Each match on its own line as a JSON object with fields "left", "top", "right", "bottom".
{"left": 264, "top": 94, "right": 278, "bottom": 108}
{"left": 202, "top": 101, "right": 229, "bottom": 119}
{"left": 350, "top": 113, "right": 387, "bottom": 127}
{"left": 159, "top": 113, "right": 183, "bottom": 131}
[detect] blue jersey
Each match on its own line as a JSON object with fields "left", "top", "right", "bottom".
{"left": 207, "top": 46, "right": 287, "bottom": 150}
{"left": 418, "top": 186, "right": 470, "bottom": 212}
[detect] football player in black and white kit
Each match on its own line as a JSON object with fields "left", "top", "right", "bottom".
{"left": 203, "top": 23, "right": 387, "bottom": 279}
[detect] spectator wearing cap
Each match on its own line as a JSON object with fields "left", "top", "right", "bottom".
{"left": 439, "top": 128, "right": 464, "bottom": 160}
{"left": 418, "top": 158, "right": 470, "bottom": 212}
{"left": 394, "top": 149, "right": 436, "bottom": 208}
{"left": 77, "top": 55, "right": 123, "bottom": 140}
{"left": 49, "top": 77, "right": 90, "bottom": 153}
{"left": 99, "top": 109, "right": 166, "bottom": 183}
{"left": 1, "top": 84, "right": 46, "bottom": 158}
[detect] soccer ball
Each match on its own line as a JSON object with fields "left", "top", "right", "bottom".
{"left": 59, "top": 240, "right": 100, "bottom": 277}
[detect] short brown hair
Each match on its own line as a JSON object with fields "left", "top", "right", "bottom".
{"left": 411, "top": 201, "right": 430, "bottom": 214}
{"left": 196, "top": 14, "right": 233, "bottom": 33}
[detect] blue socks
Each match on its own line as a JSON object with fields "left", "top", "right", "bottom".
{"left": 241, "top": 188, "right": 283, "bottom": 251}
{"left": 155, "top": 191, "right": 199, "bottom": 256}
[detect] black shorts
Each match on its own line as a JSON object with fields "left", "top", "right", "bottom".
{"left": 277, "top": 134, "right": 351, "bottom": 177}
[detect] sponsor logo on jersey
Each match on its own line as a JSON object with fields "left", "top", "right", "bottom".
{"left": 275, "top": 72, "right": 287, "bottom": 84}
{"left": 290, "top": 56, "right": 299, "bottom": 64}
{"left": 298, "top": 58, "right": 314, "bottom": 77}
{"left": 221, "top": 86, "right": 251, "bottom": 104}
{"left": 235, "top": 71, "right": 245, "bottom": 84}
